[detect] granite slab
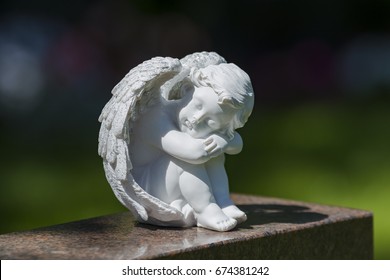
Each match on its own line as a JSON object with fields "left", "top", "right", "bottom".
{"left": 0, "top": 194, "right": 373, "bottom": 259}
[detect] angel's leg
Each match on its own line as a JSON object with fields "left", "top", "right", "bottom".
{"left": 205, "top": 154, "right": 247, "bottom": 224}
{"left": 169, "top": 158, "right": 237, "bottom": 231}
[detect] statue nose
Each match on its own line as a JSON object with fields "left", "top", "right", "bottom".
{"left": 191, "top": 111, "right": 204, "bottom": 124}
{"left": 190, "top": 117, "right": 199, "bottom": 125}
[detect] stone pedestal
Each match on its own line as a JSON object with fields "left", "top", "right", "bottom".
{"left": 0, "top": 194, "right": 373, "bottom": 259}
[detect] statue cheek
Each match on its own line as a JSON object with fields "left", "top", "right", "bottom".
{"left": 178, "top": 108, "right": 186, "bottom": 119}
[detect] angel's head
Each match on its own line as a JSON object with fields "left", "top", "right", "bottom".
{"left": 178, "top": 63, "right": 254, "bottom": 139}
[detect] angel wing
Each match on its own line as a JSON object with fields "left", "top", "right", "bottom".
{"left": 180, "top": 51, "right": 226, "bottom": 69}
{"left": 98, "top": 52, "right": 226, "bottom": 227}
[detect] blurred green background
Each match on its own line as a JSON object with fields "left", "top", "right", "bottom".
{"left": 0, "top": 0, "right": 389, "bottom": 259}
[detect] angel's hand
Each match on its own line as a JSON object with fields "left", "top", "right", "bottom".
{"left": 203, "top": 134, "right": 229, "bottom": 158}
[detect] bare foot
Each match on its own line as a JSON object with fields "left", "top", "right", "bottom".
{"left": 170, "top": 199, "right": 186, "bottom": 211}
{"left": 181, "top": 203, "right": 196, "bottom": 226}
{"left": 170, "top": 200, "right": 196, "bottom": 227}
{"left": 196, "top": 203, "right": 237, "bottom": 232}
{"left": 222, "top": 205, "right": 247, "bottom": 224}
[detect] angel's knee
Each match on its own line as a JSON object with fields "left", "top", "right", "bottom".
{"left": 171, "top": 157, "right": 206, "bottom": 175}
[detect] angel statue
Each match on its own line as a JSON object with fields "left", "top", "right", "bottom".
{"left": 98, "top": 52, "right": 254, "bottom": 232}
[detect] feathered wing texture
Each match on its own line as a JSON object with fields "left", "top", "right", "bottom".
{"left": 98, "top": 52, "right": 227, "bottom": 227}
{"left": 180, "top": 51, "right": 226, "bottom": 69}
{"left": 162, "top": 52, "right": 226, "bottom": 100}
{"left": 98, "top": 56, "right": 186, "bottom": 224}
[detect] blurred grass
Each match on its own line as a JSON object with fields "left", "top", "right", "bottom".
{"left": 0, "top": 96, "right": 389, "bottom": 259}
{"left": 228, "top": 96, "right": 390, "bottom": 259}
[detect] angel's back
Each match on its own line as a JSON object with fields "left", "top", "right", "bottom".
{"left": 129, "top": 99, "right": 178, "bottom": 168}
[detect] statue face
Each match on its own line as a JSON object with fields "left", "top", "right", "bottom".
{"left": 178, "top": 86, "right": 237, "bottom": 138}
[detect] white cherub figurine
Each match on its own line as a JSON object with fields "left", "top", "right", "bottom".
{"left": 98, "top": 52, "right": 254, "bottom": 231}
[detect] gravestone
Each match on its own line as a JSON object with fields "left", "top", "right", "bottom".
{"left": 0, "top": 194, "right": 373, "bottom": 259}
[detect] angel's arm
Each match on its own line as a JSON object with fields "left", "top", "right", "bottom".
{"left": 160, "top": 128, "right": 243, "bottom": 162}
{"left": 161, "top": 130, "right": 211, "bottom": 164}
{"left": 160, "top": 130, "right": 243, "bottom": 163}
{"left": 202, "top": 131, "right": 243, "bottom": 156}
{"left": 142, "top": 109, "right": 211, "bottom": 164}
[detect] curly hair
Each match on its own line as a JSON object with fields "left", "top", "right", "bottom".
{"left": 189, "top": 63, "right": 254, "bottom": 139}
